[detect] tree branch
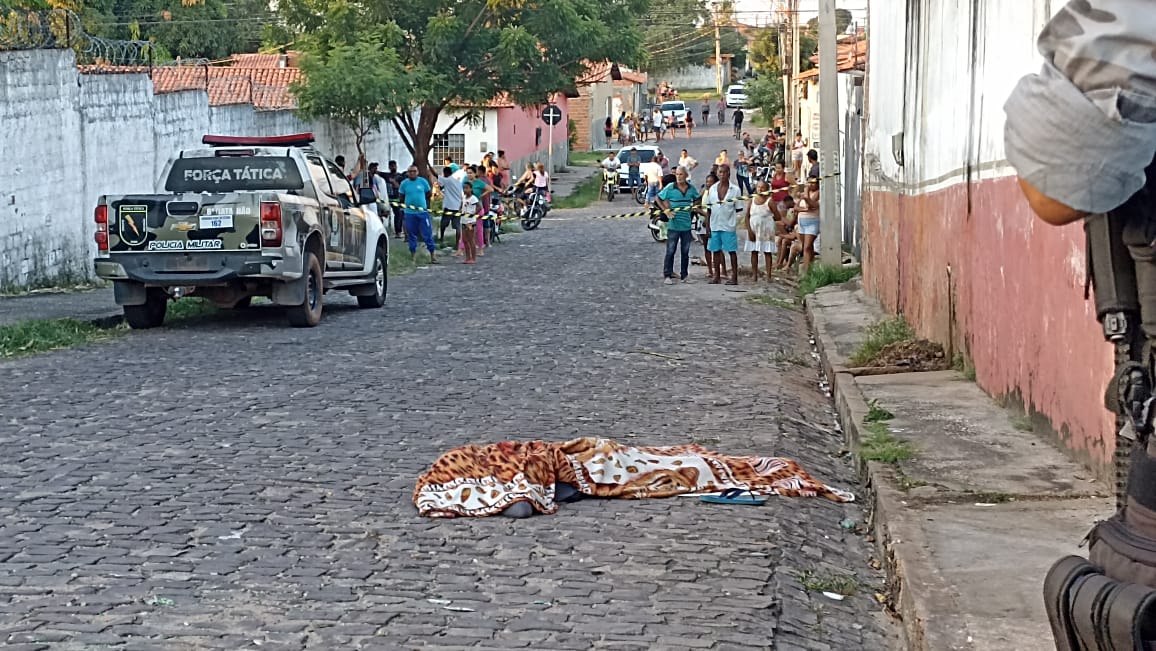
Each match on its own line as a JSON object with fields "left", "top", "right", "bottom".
{"left": 391, "top": 116, "right": 415, "bottom": 154}
{"left": 440, "top": 111, "right": 471, "bottom": 136}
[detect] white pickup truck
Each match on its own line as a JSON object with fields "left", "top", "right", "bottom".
{"left": 93, "top": 133, "right": 389, "bottom": 328}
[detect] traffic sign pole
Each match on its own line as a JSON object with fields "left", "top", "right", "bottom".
{"left": 541, "top": 103, "right": 562, "bottom": 178}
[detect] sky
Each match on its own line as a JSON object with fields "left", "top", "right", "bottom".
{"left": 730, "top": 0, "right": 868, "bottom": 28}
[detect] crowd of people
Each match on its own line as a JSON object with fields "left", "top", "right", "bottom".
{"left": 603, "top": 94, "right": 744, "bottom": 146}
{"left": 331, "top": 123, "right": 824, "bottom": 282}
{"left": 335, "top": 151, "right": 552, "bottom": 265}
{"left": 641, "top": 137, "right": 823, "bottom": 286}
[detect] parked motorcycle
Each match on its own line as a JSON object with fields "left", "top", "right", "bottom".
{"left": 647, "top": 205, "right": 667, "bottom": 243}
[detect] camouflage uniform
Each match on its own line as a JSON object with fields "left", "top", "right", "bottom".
{"left": 1007, "top": 8, "right": 1156, "bottom": 644}
{"left": 1005, "top": 0, "right": 1156, "bottom": 213}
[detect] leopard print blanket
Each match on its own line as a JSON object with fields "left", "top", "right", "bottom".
{"left": 413, "top": 437, "right": 855, "bottom": 518}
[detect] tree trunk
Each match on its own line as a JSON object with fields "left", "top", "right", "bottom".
{"left": 412, "top": 105, "right": 441, "bottom": 180}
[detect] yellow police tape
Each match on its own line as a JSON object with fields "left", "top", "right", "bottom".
{"left": 588, "top": 170, "right": 842, "bottom": 220}
{"left": 373, "top": 171, "right": 840, "bottom": 220}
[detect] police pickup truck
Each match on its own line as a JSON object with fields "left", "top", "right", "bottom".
{"left": 93, "top": 133, "right": 389, "bottom": 328}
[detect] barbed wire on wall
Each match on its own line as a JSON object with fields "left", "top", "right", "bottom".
{"left": 1, "top": 9, "right": 152, "bottom": 67}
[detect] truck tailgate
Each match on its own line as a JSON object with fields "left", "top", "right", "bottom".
{"left": 109, "top": 195, "right": 262, "bottom": 253}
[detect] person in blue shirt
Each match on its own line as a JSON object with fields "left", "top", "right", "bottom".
{"left": 656, "top": 166, "right": 702, "bottom": 284}
{"left": 398, "top": 165, "right": 438, "bottom": 264}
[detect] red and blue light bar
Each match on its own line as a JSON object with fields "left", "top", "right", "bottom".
{"left": 202, "top": 133, "right": 315, "bottom": 147}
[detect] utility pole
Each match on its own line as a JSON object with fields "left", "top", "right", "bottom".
{"left": 713, "top": 2, "right": 723, "bottom": 97}
{"left": 818, "top": 0, "right": 841, "bottom": 266}
{"left": 790, "top": 0, "right": 800, "bottom": 142}
{"left": 779, "top": 22, "right": 788, "bottom": 130}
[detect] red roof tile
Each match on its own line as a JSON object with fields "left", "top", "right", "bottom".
{"left": 229, "top": 53, "right": 284, "bottom": 68}
{"left": 150, "top": 66, "right": 301, "bottom": 108}
{"left": 578, "top": 60, "right": 647, "bottom": 86}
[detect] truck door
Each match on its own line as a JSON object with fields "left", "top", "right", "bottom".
{"left": 333, "top": 162, "right": 367, "bottom": 270}
{"left": 324, "top": 159, "right": 363, "bottom": 269}
{"left": 305, "top": 156, "right": 346, "bottom": 271}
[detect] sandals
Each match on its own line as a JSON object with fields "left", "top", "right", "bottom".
{"left": 700, "top": 488, "right": 767, "bottom": 506}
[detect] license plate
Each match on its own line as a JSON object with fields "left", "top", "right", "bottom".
{"left": 199, "top": 214, "right": 233, "bottom": 229}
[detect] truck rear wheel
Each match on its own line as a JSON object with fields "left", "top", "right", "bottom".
{"left": 123, "top": 288, "right": 168, "bottom": 329}
{"left": 286, "top": 252, "right": 323, "bottom": 327}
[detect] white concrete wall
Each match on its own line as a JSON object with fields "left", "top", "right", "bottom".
{"left": 1, "top": 50, "right": 87, "bottom": 289}
{"left": 660, "top": 65, "right": 731, "bottom": 91}
{"left": 433, "top": 109, "right": 500, "bottom": 166}
{"left": 864, "top": 0, "right": 1056, "bottom": 192}
{"left": 0, "top": 49, "right": 412, "bottom": 291}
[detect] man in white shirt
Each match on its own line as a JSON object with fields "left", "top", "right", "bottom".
{"left": 651, "top": 108, "right": 665, "bottom": 142}
{"left": 362, "top": 162, "right": 389, "bottom": 220}
{"left": 703, "top": 164, "right": 743, "bottom": 285}
{"left": 436, "top": 166, "right": 464, "bottom": 248}
{"left": 641, "top": 158, "right": 664, "bottom": 206}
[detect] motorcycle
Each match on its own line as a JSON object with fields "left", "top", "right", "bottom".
{"left": 601, "top": 170, "right": 617, "bottom": 202}
{"left": 647, "top": 205, "right": 668, "bottom": 243}
{"left": 521, "top": 188, "right": 549, "bottom": 231}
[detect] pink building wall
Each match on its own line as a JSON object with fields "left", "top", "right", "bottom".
{"left": 497, "top": 95, "right": 569, "bottom": 167}
{"left": 862, "top": 181, "right": 1114, "bottom": 471}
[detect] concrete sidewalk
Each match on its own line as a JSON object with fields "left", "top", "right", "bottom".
{"left": 807, "top": 282, "right": 1114, "bottom": 651}
{"left": 549, "top": 162, "right": 599, "bottom": 197}
{"left": 0, "top": 286, "right": 120, "bottom": 328}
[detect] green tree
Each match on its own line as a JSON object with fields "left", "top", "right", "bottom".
{"left": 743, "top": 74, "right": 783, "bottom": 122}
{"left": 291, "top": 36, "right": 411, "bottom": 162}
{"left": 281, "top": 0, "right": 647, "bottom": 177}
{"left": 749, "top": 9, "right": 853, "bottom": 77}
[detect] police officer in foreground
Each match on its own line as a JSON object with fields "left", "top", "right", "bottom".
{"left": 1004, "top": 1, "right": 1156, "bottom": 648}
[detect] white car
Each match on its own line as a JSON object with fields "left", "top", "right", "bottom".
{"left": 659, "top": 101, "right": 688, "bottom": 128}
{"left": 725, "top": 84, "right": 748, "bottom": 109}
{"left": 614, "top": 145, "right": 661, "bottom": 192}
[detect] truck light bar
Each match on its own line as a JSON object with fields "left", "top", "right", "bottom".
{"left": 202, "top": 133, "right": 315, "bottom": 147}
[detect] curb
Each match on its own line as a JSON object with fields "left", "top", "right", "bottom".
{"left": 805, "top": 293, "right": 968, "bottom": 651}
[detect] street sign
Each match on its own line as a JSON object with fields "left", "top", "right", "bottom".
{"left": 542, "top": 104, "right": 562, "bottom": 126}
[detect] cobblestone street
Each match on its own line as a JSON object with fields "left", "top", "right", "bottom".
{"left": 0, "top": 127, "right": 895, "bottom": 650}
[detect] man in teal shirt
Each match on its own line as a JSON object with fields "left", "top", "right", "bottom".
{"left": 656, "top": 166, "right": 701, "bottom": 284}
{"left": 399, "top": 165, "right": 437, "bottom": 264}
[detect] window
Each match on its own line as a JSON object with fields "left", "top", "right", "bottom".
{"left": 432, "top": 133, "right": 466, "bottom": 167}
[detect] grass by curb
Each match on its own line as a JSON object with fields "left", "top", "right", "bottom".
{"left": 797, "top": 264, "right": 861, "bottom": 298}
{"left": 552, "top": 174, "right": 603, "bottom": 210}
{"left": 864, "top": 399, "right": 895, "bottom": 423}
{"left": 797, "top": 568, "right": 860, "bottom": 596}
{"left": 849, "top": 316, "right": 914, "bottom": 367}
{"left": 569, "top": 151, "right": 606, "bottom": 167}
{"left": 0, "top": 318, "right": 123, "bottom": 359}
{"left": 953, "top": 352, "right": 977, "bottom": 381}
{"left": 745, "top": 293, "right": 799, "bottom": 310}
{"left": 859, "top": 421, "right": 915, "bottom": 463}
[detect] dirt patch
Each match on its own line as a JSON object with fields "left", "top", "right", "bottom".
{"left": 861, "top": 339, "right": 949, "bottom": 371}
